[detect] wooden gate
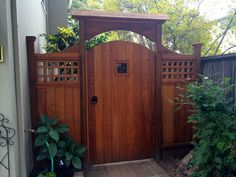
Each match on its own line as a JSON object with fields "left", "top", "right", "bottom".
{"left": 87, "top": 41, "right": 156, "bottom": 164}
{"left": 27, "top": 10, "right": 202, "bottom": 167}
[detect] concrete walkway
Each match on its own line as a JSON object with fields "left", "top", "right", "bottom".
{"left": 84, "top": 159, "right": 170, "bottom": 177}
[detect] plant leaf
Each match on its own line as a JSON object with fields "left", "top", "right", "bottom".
{"left": 56, "top": 149, "right": 65, "bottom": 157}
{"left": 64, "top": 159, "right": 71, "bottom": 167}
{"left": 56, "top": 124, "right": 69, "bottom": 133}
{"left": 48, "top": 142, "right": 57, "bottom": 158}
{"left": 35, "top": 134, "right": 48, "bottom": 146}
{"left": 65, "top": 152, "right": 73, "bottom": 161}
{"left": 58, "top": 140, "right": 66, "bottom": 148}
{"left": 36, "top": 126, "right": 48, "bottom": 133}
{"left": 48, "top": 118, "right": 58, "bottom": 126}
{"left": 49, "top": 130, "right": 59, "bottom": 142}
{"left": 76, "top": 145, "right": 87, "bottom": 155}
{"left": 36, "top": 153, "right": 48, "bottom": 161}
{"left": 40, "top": 114, "right": 49, "bottom": 124}
{"left": 72, "top": 156, "right": 81, "bottom": 169}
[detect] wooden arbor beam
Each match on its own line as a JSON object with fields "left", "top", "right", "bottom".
{"left": 72, "top": 10, "right": 169, "bottom": 41}
{"left": 73, "top": 10, "right": 169, "bottom": 164}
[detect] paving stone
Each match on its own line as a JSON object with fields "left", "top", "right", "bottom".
{"left": 85, "top": 159, "right": 170, "bottom": 177}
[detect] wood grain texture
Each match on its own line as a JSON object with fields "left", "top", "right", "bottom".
{"left": 88, "top": 41, "right": 156, "bottom": 164}
{"left": 36, "top": 87, "right": 81, "bottom": 143}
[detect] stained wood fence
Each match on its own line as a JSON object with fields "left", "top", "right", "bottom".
{"left": 27, "top": 37, "right": 82, "bottom": 143}
{"left": 27, "top": 36, "right": 201, "bottom": 164}
{"left": 201, "top": 53, "right": 236, "bottom": 101}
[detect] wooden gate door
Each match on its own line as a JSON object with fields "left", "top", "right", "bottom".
{"left": 87, "top": 41, "right": 156, "bottom": 164}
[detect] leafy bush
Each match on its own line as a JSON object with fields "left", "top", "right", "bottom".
{"left": 57, "top": 136, "right": 86, "bottom": 169}
{"left": 41, "top": 17, "right": 108, "bottom": 52}
{"left": 35, "top": 115, "right": 70, "bottom": 173}
{"left": 34, "top": 115, "right": 86, "bottom": 174}
{"left": 184, "top": 77, "right": 236, "bottom": 177}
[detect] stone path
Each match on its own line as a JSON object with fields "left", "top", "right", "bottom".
{"left": 84, "top": 159, "right": 170, "bottom": 177}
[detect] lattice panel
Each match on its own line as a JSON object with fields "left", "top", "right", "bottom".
{"left": 162, "top": 60, "right": 196, "bottom": 82}
{"left": 36, "top": 61, "right": 79, "bottom": 83}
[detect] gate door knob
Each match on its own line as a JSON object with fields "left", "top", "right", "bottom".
{"left": 90, "top": 96, "right": 98, "bottom": 105}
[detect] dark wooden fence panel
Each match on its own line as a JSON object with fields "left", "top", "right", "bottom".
{"left": 201, "top": 54, "right": 236, "bottom": 101}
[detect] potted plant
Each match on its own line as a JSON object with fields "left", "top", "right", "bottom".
{"left": 33, "top": 115, "right": 86, "bottom": 177}
{"left": 55, "top": 136, "right": 86, "bottom": 176}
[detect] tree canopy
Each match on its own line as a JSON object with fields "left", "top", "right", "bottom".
{"left": 70, "top": 0, "right": 236, "bottom": 56}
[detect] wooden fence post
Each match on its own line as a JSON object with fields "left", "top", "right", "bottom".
{"left": 26, "top": 36, "right": 37, "bottom": 128}
{"left": 192, "top": 43, "right": 202, "bottom": 75}
{"left": 155, "top": 22, "right": 163, "bottom": 161}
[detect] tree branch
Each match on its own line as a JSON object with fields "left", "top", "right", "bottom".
{"left": 214, "top": 11, "right": 236, "bottom": 55}
{"left": 221, "top": 45, "right": 236, "bottom": 54}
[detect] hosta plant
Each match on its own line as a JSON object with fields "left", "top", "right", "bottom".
{"left": 35, "top": 115, "right": 69, "bottom": 173}
{"left": 34, "top": 114, "right": 86, "bottom": 176}
{"left": 57, "top": 136, "right": 86, "bottom": 169}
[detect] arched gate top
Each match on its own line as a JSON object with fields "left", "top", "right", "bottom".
{"left": 72, "top": 10, "right": 169, "bottom": 42}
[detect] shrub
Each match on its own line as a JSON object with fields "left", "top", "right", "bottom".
{"left": 41, "top": 17, "right": 108, "bottom": 52}
{"left": 34, "top": 115, "right": 86, "bottom": 175}
{"left": 184, "top": 77, "right": 236, "bottom": 177}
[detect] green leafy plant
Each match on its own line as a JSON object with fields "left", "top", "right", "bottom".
{"left": 35, "top": 114, "right": 86, "bottom": 176}
{"left": 57, "top": 136, "right": 86, "bottom": 169}
{"left": 183, "top": 76, "right": 236, "bottom": 177}
{"left": 35, "top": 115, "right": 69, "bottom": 173}
{"left": 41, "top": 17, "right": 108, "bottom": 52}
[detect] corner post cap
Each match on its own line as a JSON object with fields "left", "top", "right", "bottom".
{"left": 26, "top": 36, "right": 36, "bottom": 42}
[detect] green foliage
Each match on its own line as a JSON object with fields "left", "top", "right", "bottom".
{"left": 184, "top": 77, "right": 236, "bottom": 177}
{"left": 35, "top": 115, "right": 69, "bottom": 160}
{"left": 41, "top": 17, "right": 108, "bottom": 53}
{"left": 41, "top": 26, "right": 79, "bottom": 53}
{"left": 35, "top": 114, "right": 86, "bottom": 174}
{"left": 37, "top": 172, "right": 56, "bottom": 177}
{"left": 56, "top": 136, "right": 86, "bottom": 169}
{"left": 71, "top": 0, "right": 236, "bottom": 55}
{"left": 85, "top": 33, "right": 109, "bottom": 50}
{"left": 35, "top": 115, "right": 70, "bottom": 173}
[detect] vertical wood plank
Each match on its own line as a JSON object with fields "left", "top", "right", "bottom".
{"left": 94, "top": 45, "right": 104, "bottom": 164}
{"left": 102, "top": 44, "right": 112, "bottom": 163}
{"left": 37, "top": 88, "right": 47, "bottom": 118}
{"left": 111, "top": 42, "right": 120, "bottom": 162}
{"left": 55, "top": 88, "right": 65, "bottom": 122}
{"left": 64, "top": 88, "right": 74, "bottom": 137}
{"left": 46, "top": 88, "right": 56, "bottom": 117}
{"left": 162, "top": 85, "right": 174, "bottom": 144}
{"left": 73, "top": 87, "right": 81, "bottom": 143}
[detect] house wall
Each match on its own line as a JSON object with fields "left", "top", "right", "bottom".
{"left": 0, "top": 1, "right": 19, "bottom": 177}
{"left": 0, "top": 0, "right": 47, "bottom": 176}
{"left": 12, "top": 0, "right": 47, "bottom": 176}
{"left": 48, "top": 0, "right": 68, "bottom": 34}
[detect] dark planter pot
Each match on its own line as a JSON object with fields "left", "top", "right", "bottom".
{"left": 54, "top": 159, "right": 83, "bottom": 177}
{"left": 29, "top": 160, "right": 50, "bottom": 177}
{"left": 30, "top": 158, "right": 84, "bottom": 177}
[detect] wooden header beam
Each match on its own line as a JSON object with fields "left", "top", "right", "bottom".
{"left": 72, "top": 10, "right": 169, "bottom": 41}
{"left": 72, "top": 10, "right": 169, "bottom": 22}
